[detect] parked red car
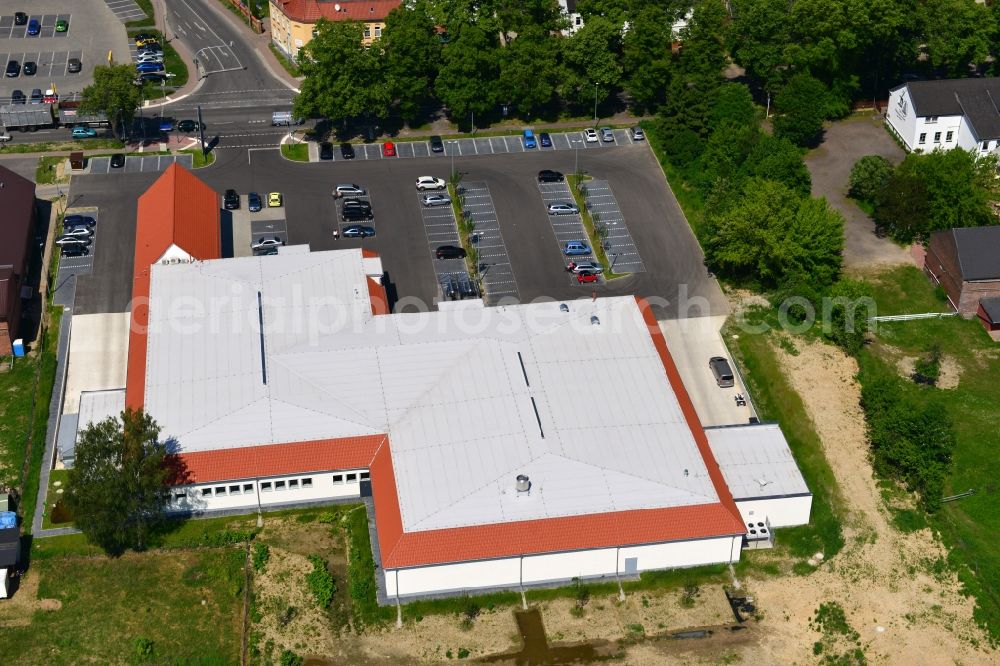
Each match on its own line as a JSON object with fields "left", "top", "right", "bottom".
{"left": 382, "top": 141, "right": 396, "bottom": 157}
{"left": 577, "top": 272, "right": 599, "bottom": 284}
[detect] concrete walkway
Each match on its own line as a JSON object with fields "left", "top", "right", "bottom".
{"left": 805, "top": 114, "right": 912, "bottom": 271}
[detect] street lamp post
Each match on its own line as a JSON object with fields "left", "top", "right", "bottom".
{"left": 610, "top": 252, "right": 620, "bottom": 271}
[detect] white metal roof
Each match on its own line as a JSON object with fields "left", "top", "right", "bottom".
{"left": 77, "top": 389, "right": 126, "bottom": 436}
{"left": 143, "top": 249, "right": 721, "bottom": 532}
{"left": 705, "top": 423, "right": 810, "bottom": 500}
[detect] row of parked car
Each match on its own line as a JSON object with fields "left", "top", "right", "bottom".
{"left": 56, "top": 214, "right": 96, "bottom": 257}
{"left": 7, "top": 88, "right": 59, "bottom": 105}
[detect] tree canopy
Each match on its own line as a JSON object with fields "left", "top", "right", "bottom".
{"left": 65, "top": 409, "right": 173, "bottom": 555}
{"left": 80, "top": 64, "right": 142, "bottom": 138}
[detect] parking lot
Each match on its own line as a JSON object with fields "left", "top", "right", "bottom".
{"left": 316, "top": 128, "right": 639, "bottom": 162}
{"left": 55, "top": 207, "right": 100, "bottom": 280}
{"left": 460, "top": 182, "right": 517, "bottom": 304}
{"left": 89, "top": 153, "right": 194, "bottom": 175}
{"left": 0, "top": 3, "right": 133, "bottom": 105}
{"left": 225, "top": 195, "right": 288, "bottom": 257}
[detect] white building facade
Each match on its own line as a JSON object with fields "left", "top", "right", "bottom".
{"left": 887, "top": 79, "right": 1000, "bottom": 155}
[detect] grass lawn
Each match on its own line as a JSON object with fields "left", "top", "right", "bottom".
{"left": 3, "top": 139, "right": 125, "bottom": 154}
{"left": 125, "top": 0, "right": 155, "bottom": 27}
{"left": 4, "top": 549, "right": 244, "bottom": 663}
{"left": 858, "top": 266, "right": 1000, "bottom": 641}
{"left": 182, "top": 149, "right": 216, "bottom": 168}
{"left": 35, "top": 156, "right": 67, "bottom": 184}
{"left": 280, "top": 143, "right": 308, "bottom": 161}
{"left": 268, "top": 43, "right": 301, "bottom": 77}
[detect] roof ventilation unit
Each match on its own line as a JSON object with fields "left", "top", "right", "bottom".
{"left": 591, "top": 315, "right": 600, "bottom": 326}
{"left": 515, "top": 474, "right": 531, "bottom": 494}
{"left": 559, "top": 303, "right": 569, "bottom": 313}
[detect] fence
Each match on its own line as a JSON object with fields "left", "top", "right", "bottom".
{"left": 221, "top": 0, "right": 265, "bottom": 34}
{"left": 868, "top": 312, "right": 958, "bottom": 322}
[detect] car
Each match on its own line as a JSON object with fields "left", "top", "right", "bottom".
{"left": 10, "top": 90, "right": 25, "bottom": 104}
{"left": 382, "top": 141, "right": 396, "bottom": 157}
{"left": 333, "top": 184, "right": 365, "bottom": 197}
{"left": 0, "top": 133, "right": 10, "bottom": 144}
{"left": 177, "top": 119, "right": 204, "bottom": 132}
{"left": 709, "top": 357, "right": 735, "bottom": 388}
{"left": 251, "top": 237, "right": 284, "bottom": 251}
{"left": 136, "top": 62, "right": 164, "bottom": 73}
{"left": 268, "top": 192, "right": 283, "bottom": 208}
{"left": 23, "top": 61, "right": 36, "bottom": 76}
{"left": 421, "top": 193, "right": 451, "bottom": 207}
{"left": 61, "top": 245, "right": 89, "bottom": 258}
{"left": 340, "top": 142, "right": 355, "bottom": 159}
{"left": 137, "top": 44, "right": 163, "bottom": 55}
{"left": 435, "top": 245, "right": 467, "bottom": 259}
{"left": 342, "top": 206, "right": 373, "bottom": 221}
{"left": 548, "top": 202, "right": 579, "bottom": 215}
{"left": 247, "top": 192, "right": 263, "bottom": 212}
{"left": 415, "top": 176, "right": 446, "bottom": 191}
{"left": 631, "top": 126, "right": 645, "bottom": 141}
{"left": 71, "top": 127, "right": 97, "bottom": 138}
{"left": 537, "top": 169, "right": 564, "bottom": 183}
{"left": 55, "top": 19, "right": 68, "bottom": 32}
{"left": 567, "top": 261, "right": 603, "bottom": 274}
{"left": 539, "top": 132, "right": 552, "bottom": 147}
{"left": 110, "top": 153, "right": 126, "bottom": 168}
{"left": 577, "top": 272, "right": 600, "bottom": 284}
{"left": 135, "top": 55, "right": 164, "bottom": 66}
{"left": 342, "top": 225, "right": 376, "bottom": 238}
{"left": 319, "top": 142, "right": 334, "bottom": 160}
{"left": 61, "top": 226, "right": 93, "bottom": 238}
{"left": 224, "top": 189, "right": 240, "bottom": 210}
{"left": 158, "top": 119, "right": 174, "bottom": 132}
{"left": 135, "top": 73, "right": 166, "bottom": 85}
{"left": 67, "top": 58, "right": 82, "bottom": 74}
{"left": 523, "top": 129, "right": 536, "bottom": 149}
{"left": 55, "top": 235, "right": 91, "bottom": 246}
{"left": 584, "top": 128, "right": 599, "bottom": 143}
{"left": 254, "top": 246, "right": 279, "bottom": 256}
{"left": 26, "top": 19, "right": 39, "bottom": 36}
{"left": 14, "top": 12, "right": 27, "bottom": 25}
{"left": 563, "top": 240, "right": 591, "bottom": 256}
{"left": 63, "top": 214, "right": 96, "bottom": 228}
{"left": 5, "top": 60, "right": 20, "bottom": 77}
{"left": 600, "top": 127, "right": 614, "bottom": 142}
{"left": 43, "top": 89, "right": 57, "bottom": 103}
{"left": 342, "top": 198, "right": 371, "bottom": 209}
{"left": 430, "top": 135, "right": 444, "bottom": 153}
{"left": 135, "top": 35, "right": 158, "bottom": 47}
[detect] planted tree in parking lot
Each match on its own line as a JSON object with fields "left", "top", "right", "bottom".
{"left": 79, "top": 64, "right": 142, "bottom": 139}
{"left": 294, "top": 19, "right": 391, "bottom": 125}
{"left": 65, "top": 409, "right": 172, "bottom": 555}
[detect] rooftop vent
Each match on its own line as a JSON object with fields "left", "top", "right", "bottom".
{"left": 591, "top": 315, "right": 600, "bottom": 326}
{"left": 515, "top": 474, "right": 531, "bottom": 493}
{"left": 560, "top": 303, "right": 569, "bottom": 313}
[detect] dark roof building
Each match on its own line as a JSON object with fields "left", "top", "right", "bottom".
{"left": 0, "top": 166, "right": 36, "bottom": 356}
{"left": 925, "top": 226, "right": 1000, "bottom": 317}
{"left": 886, "top": 78, "right": 1000, "bottom": 154}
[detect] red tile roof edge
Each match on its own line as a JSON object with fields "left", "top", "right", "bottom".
{"left": 367, "top": 277, "right": 389, "bottom": 315}
{"left": 167, "top": 435, "right": 386, "bottom": 484}
{"left": 274, "top": 0, "right": 400, "bottom": 23}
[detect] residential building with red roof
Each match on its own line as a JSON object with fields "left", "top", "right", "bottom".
{"left": 269, "top": 0, "right": 401, "bottom": 61}
{"left": 84, "top": 165, "right": 813, "bottom": 601}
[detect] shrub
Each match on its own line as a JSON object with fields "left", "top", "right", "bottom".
{"left": 848, "top": 155, "right": 893, "bottom": 203}
{"left": 912, "top": 345, "right": 942, "bottom": 386}
{"left": 280, "top": 650, "right": 303, "bottom": 666}
{"left": 252, "top": 543, "right": 270, "bottom": 572}
{"left": 305, "top": 555, "right": 336, "bottom": 608}
{"left": 773, "top": 73, "right": 829, "bottom": 147}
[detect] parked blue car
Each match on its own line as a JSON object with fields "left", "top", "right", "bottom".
{"left": 26, "top": 19, "right": 40, "bottom": 36}
{"left": 523, "top": 129, "right": 536, "bottom": 149}
{"left": 563, "top": 241, "right": 591, "bottom": 256}
{"left": 136, "top": 62, "right": 164, "bottom": 73}
{"left": 539, "top": 132, "right": 552, "bottom": 147}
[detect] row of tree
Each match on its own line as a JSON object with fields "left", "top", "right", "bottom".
{"left": 295, "top": 0, "right": 1000, "bottom": 129}
{"left": 849, "top": 150, "right": 1000, "bottom": 243}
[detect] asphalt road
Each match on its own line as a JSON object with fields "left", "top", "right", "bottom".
{"left": 187, "top": 143, "right": 727, "bottom": 319}
{"left": 159, "top": 0, "right": 296, "bottom": 149}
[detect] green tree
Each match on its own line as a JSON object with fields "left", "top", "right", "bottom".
{"left": 65, "top": 409, "right": 171, "bottom": 555}
{"left": 741, "top": 135, "right": 812, "bottom": 197}
{"left": 622, "top": 6, "right": 675, "bottom": 112}
{"left": 435, "top": 23, "right": 500, "bottom": 125}
{"left": 79, "top": 64, "right": 142, "bottom": 139}
{"left": 294, "top": 20, "right": 391, "bottom": 125}
{"left": 382, "top": 2, "right": 441, "bottom": 123}
{"left": 560, "top": 17, "right": 623, "bottom": 109}
{"left": 706, "top": 178, "right": 844, "bottom": 287}
{"left": 848, "top": 155, "right": 894, "bottom": 203}
{"left": 710, "top": 83, "right": 757, "bottom": 128}
{"left": 873, "top": 170, "right": 929, "bottom": 242}
{"left": 499, "top": 26, "right": 561, "bottom": 117}
{"left": 822, "top": 278, "right": 874, "bottom": 356}
{"left": 917, "top": 0, "right": 993, "bottom": 77}
{"left": 773, "top": 73, "right": 828, "bottom": 147}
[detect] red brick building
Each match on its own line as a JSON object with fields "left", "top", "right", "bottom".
{"left": 0, "top": 166, "right": 36, "bottom": 356}
{"left": 925, "top": 226, "right": 1000, "bottom": 316}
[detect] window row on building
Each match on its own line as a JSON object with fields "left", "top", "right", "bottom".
{"left": 173, "top": 470, "right": 370, "bottom": 501}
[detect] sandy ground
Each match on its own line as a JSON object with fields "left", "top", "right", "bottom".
{"left": 743, "top": 338, "right": 994, "bottom": 665}
{"left": 0, "top": 569, "right": 61, "bottom": 628}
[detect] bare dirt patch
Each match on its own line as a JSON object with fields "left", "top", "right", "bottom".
{"left": 743, "top": 338, "right": 993, "bottom": 664}
{"left": 0, "top": 569, "right": 62, "bottom": 628}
